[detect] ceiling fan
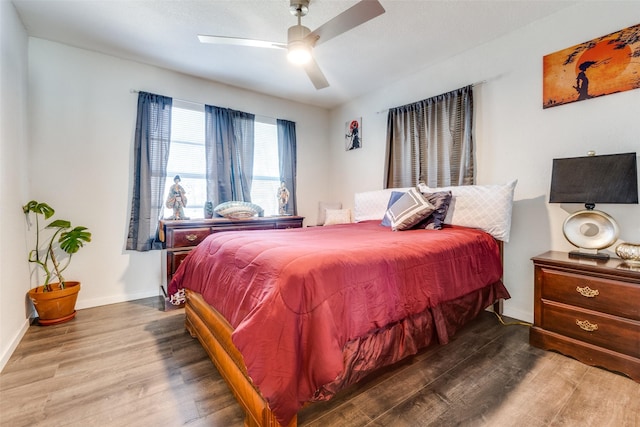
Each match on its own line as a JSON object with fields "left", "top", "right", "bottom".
{"left": 198, "top": 0, "right": 385, "bottom": 90}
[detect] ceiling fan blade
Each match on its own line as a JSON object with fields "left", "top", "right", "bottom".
{"left": 198, "top": 35, "right": 286, "bottom": 50}
{"left": 303, "top": 58, "right": 329, "bottom": 90}
{"left": 306, "top": 0, "right": 385, "bottom": 46}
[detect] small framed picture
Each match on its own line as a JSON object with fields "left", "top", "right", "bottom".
{"left": 345, "top": 118, "right": 362, "bottom": 151}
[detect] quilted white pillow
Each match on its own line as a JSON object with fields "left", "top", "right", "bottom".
{"left": 418, "top": 180, "right": 517, "bottom": 242}
{"left": 354, "top": 187, "right": 412, "bottom": 222}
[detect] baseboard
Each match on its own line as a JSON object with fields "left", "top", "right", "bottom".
{"left": 502, "top": 305, "right": 532, "bottom": 324}
{"left": 75, "top": 289, "right": 162, "bottom": 310}
{"left": 0, "top": 318, "right": 31, "bottom": 373}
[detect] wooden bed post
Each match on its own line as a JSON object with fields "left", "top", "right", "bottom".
{"left": 493, "top": 240, "right": 505, "bottom": 315}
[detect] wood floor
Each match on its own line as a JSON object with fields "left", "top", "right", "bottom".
{"left": 1, "top": 297, "right": 638, "bottom": 427}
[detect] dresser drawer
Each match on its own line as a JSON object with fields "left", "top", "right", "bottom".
{"left": 170, "top": 227, "right": 212, "bottom": 248}
{"left": 212, "top": 223, "right": 275, "bottom": 232}
{"left": 167, "top": 250, "right": 191, "bottom": 279}
{"left": 274, "top": 218, "right": 304, "bottom": 229}
{"left": 539, "top": 267, "right": 640, "bottom": 320}
{"left": 541, "top": 300, "right": 640, "bottom": 358}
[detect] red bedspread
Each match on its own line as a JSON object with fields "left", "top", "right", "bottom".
{"left": 169, "top": 221, "right": 504, "bottom": 425}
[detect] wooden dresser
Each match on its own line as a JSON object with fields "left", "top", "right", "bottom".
{"left": 160, "top": 216, "right": 304, "bottom": 284}
{"left": 530, "top": 251, "right": 640, "bottom": 382}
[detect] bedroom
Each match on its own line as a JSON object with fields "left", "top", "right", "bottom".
{"left": 2, "top": 0, "right": 639, "bottom": 425}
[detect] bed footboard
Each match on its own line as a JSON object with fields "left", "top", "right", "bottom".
{"left": 185, "top": 289, "right": 295, "bottom": 427}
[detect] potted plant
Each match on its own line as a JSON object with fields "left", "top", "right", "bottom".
{"left": 23, "top": 200, "right": 92, "bottom": 325}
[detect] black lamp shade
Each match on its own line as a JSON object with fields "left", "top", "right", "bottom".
{"left": 549, "top": 152, "right": 639, "bottom": 205}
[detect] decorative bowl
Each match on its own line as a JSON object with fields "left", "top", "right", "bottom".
{"left": 615, "top": 242, "right": 640, "bottom": 265}
{"left": 214, "top": 201, "right": 264, "bottom": 219}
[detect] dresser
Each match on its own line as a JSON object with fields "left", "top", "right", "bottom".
{"left": 530, "top": 251, "right": 640, "bottom": 382}
{"left": 160, "top": 216, "right": 304, "bottom": 284}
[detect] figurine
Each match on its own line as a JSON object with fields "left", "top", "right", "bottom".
{"left": 166, "top": 175, "right": 188, "bottom": 220}
{"left": 277, "top": 181, "right": 290, "bottom": 215}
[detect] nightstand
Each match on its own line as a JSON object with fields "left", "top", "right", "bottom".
{"left": 530, "top": 251, "right": 640, "bottom": 382}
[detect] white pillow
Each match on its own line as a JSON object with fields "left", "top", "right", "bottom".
{"left": 317, "top": 201, "right": 342, "bottom": 226}
{"left": 323, "top": 208, "right": 352, "bottom": 225}
{"left": 418, "top": 180, "right": 517, "bottom": 242}
{"left": 354, "top": 187, "right": 412, "bottom": 222}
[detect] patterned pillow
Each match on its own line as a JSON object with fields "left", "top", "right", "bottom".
{"left": 213, "top": 201, "right": 264, "bottom": 219}
{"left": 324, "top": 208, "right": 352, "bottom": 225}
{"left": 414, "top": 191, "right": 453, "bottom": 230}
{"left": 418, "top": 180, "right": 517, "bottom": 241}
{"left": 385, "top": 188, "right": 435, "bottom": 231}
{"left": 380, "top": 191, "right": 405, "bottom": 227}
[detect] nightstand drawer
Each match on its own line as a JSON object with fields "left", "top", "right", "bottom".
{"left": 170, "top": 227, "right": 212, "bottom": 248}
{"left": 539, "top": 267, "right": 640, "bottom": 320}
{"left": 541, "top": 300, "right": 640, "bottom": 358}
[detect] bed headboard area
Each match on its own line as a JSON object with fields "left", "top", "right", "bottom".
{"left": 354, "top": 180, "right": 517, "bottom": 242}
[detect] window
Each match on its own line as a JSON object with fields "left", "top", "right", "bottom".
{"left": 164, "top": 102, "right": 207, "bottom": 219}
{"left": 251, "top": 117, "right": 281, "bottom": 216}
{"left": 164, "top": 104, "right": 281, "bottom": 219}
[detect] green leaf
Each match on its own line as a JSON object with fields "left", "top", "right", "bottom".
{"left": 59, "top": 226, "right": 92, "bottom": 254}
{"left": 23, "top": 201, "right": 55, "bottom": 219}
{"left": 46, "top": 219, "right": 71, "bottom": 230}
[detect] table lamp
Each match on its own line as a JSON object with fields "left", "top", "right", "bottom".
{"left": 549, "top": 151, "right": 638, "bottom": 260}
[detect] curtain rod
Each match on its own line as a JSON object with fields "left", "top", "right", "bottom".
{"left": 375, "top": 79, "right": 487, "bottom": 115}
{"left": 130, "top": 89, "right": 202, "bottom": 107}
{"left": 129, "top": 89, "right": 277, "bottom": 121}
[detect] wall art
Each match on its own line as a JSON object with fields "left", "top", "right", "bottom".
{"left": 543, "top": 23, "right": 640, "bottom": 109}
{"left": 345, "top": 118, "right": 362, "bottom": 151}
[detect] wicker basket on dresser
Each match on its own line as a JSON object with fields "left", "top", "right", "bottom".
{"left": 530, "top": 251, "right": 640, "bottom": 382}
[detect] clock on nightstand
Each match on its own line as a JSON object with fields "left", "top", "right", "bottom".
{"left": 530, "top": 251, "right": 640, "bottom": 382}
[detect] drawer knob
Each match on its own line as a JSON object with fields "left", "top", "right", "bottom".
{"left": 576, "top": 285, "right": 599, "bottom": 298}
{"left": 576, "top": 319, "right": 598, "bottom": 332}
{"left": 185, "top": 234, "right": 198, "bottom": 242}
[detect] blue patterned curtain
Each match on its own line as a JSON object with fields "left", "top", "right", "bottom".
{"left": 204, "top": 105, "right": 255, "bottom": 205}
{"left": 277, "top": 119, "right": 297, "bottom": 215}
{"left": 385, "top": 85, "right": 474, "bottom": 188}
{"left": 126, "top": 92, "right": 172, "bottom": 251}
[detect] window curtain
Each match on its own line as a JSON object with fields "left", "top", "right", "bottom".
{"left": 277, "top": 119, "right": 298, "bottom": 215}
{"left": 126, "top": 92, "right": 172, "bottom": 251}
{"left": 385, "top": 85, "right": 474, "bottom": 188}
{"left": 204, "top": 105, "right": 255, "bottom": 205}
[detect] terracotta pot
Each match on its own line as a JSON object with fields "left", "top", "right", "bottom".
{"left": 28, "top": 281, "right": 81, "bottom": 325}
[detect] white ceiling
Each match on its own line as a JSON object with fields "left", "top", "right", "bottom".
{"left": 11, "top": 0, "right": 576, "bottom": 109}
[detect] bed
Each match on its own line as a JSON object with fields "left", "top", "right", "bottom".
{"left": 168, "top": 183, "right": 516, "bottom": 427}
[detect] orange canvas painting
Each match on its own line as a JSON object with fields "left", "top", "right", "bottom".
{"left": 543, "top": 23, "right": 640, "bottom": 109}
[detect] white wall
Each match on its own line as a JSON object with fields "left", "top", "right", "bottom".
{"left": 0, "top": 1, "right": 31, "bottom": 371}
{"left": 328, "top": 2, "right": 640, "bottom": 322}
{"left": 24, "top": 40, "right": 330, "bottom": 310}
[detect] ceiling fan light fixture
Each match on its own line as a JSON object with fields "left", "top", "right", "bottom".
{"left": 287, "top": 41, "right": 312, "bottom": 64}
{"left": 287, "top": 24, "right": 312, "bottom": 65}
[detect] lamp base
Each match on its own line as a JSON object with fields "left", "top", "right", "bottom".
{"left": 563, "top": 209, "right": 619, "bottom": 252}
{"left": 568, "top": 250, "right": 610, "bottom": 261}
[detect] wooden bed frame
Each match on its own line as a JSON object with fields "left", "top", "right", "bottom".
{"left": 183, "top": 241, "right": 505, "bottom": 427}
{"left": 185, "top": 289, "right": 292, "bottom": 426}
